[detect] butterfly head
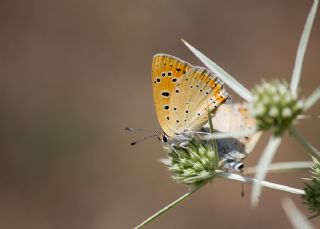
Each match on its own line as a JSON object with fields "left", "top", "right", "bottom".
{"left": 158, "top": 132, "right": 169, "bottom": 143}
{"left": 159, "top": 131, "right": 196, "bottom": 147}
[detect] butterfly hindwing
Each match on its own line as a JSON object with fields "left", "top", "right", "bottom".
{"left": 211, "top": 103, "right": 261, "bottom": 157}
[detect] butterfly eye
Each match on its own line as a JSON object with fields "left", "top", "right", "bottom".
{"left": 235, "top": 163, "right": 244, "bottom": 170}
{"left": 162, "top": 135, "right": 168, "bottom": 142}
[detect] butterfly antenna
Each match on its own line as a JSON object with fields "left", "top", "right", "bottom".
{"left": 130, "top": 133, "right": 159, "bottom": 146}
{"left": 125, "top": 127, "right": 161, "bottom": 134}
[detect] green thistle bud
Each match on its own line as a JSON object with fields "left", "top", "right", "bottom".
{"left": 162, "top": 139, "right": 219, "bottom": 186}
{"left": 301, "top": 157, "right": 320, "bottom": 219}
{"left": 251, "top": 80, "right": 304, "bottom": 136}
{"left": 311, "top": 156, "right": 320, "bottom": 181}
{"left": 302, "top": 179, "right": 320, "bottom": 218}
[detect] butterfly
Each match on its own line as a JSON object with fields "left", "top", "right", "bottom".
{"left": 152, "top": 54, "right": 261, "bottom": 171}
{"left": 208, "top": 102, "right": 261, "bottom": 171}
{"left": 152, "top": 54, "right": 230, "bottom": 145}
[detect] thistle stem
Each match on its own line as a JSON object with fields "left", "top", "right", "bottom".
{"left": 251, "top": 136, "right": 283, "bottom": 206}
{"left": 135, "top": 169, "right": 306, "bottom": 228}
{"left": 304, "top": 86, "right": 320, "bottom": 111}
{"left": 282, "top": 198, "right": 315, "bottom": 229}
{"left": 290, "top": 0, "right": 319, "bottom": 97}
{"left": 182, "top": 39, "right": 253, "bottom": 102}
{"left": 134, "top": 181, "right": 207, "bottom": 229}
{"left": 246, "top": 161, "right": 313, "bottom": 174}
{"left": 290, "top": 127, "right": 320, "bottom": 159}
{"left": 202, "top": 128, "right": 258, "bottom": 140}
{"left": 217, "top": 172, "right": 305, "bottom": 195}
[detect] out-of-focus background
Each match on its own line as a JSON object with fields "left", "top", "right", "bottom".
{"left": 0, "top": 0, "right": 319, "bottom": 228}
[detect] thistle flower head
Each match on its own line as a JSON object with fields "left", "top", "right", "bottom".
{"left": 251, "top": 80, "right": 304, "bottom": 136}
{"left": 162, "top": 139, "right": 219, "bottom": 186}
{"left": 311, "top": 156, "right": 320, "bottom": 180}
{"left": 300, "top": 157, "right": 320, "bottom": 219}
{"left": 302, "top": 179, "right": 320, "bottom": 218}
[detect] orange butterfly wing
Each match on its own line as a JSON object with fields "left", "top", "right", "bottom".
{"left": 169, "top": 67, "right": 230, "bottom": 134}
{"left": 152, "top": 54, "right": 191, "bottom": 137}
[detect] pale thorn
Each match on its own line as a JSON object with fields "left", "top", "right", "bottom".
{"left": 273, "top": 95, "right": 280, "bottom": 103}
{"left": 297, "top": 114, "right": 310, "bottom": 119}
{"left": 296, "top": 100, "right": 304, "bottom": 110}
{"left": 262, "top": 96, "right": 270, "bottom": 104}
{"left": 279, "top": 84, "right": 288, "bottom": 95}
{"left": 269, "top": 107, "right": 279, "bottom": 117}
{"left": 255, "top": 103, "right": 265, "bottom": 115}
{"left": 282, "top": 107, "right": 292, "bottom": 118}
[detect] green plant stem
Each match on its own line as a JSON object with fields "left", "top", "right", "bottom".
{"left": 207, "top": 108, "right": 219, "bottom": 168}
{"left": 134, "top": 181, "right": 208, "bottom": 229}
{"left": 135, "top": 168, "right": 306, "bottom": 228}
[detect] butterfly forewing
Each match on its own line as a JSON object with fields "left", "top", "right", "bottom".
{"left": 152, "top": 54, "right": 192, "bottom": 137}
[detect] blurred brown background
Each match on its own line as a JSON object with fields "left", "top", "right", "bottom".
{"left": 0, "top": 0, "right": 319, "bottom": 228}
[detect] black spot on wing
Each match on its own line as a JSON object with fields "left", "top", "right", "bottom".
{"left": 161, "top": 91, "right": 170, "bottom": 97}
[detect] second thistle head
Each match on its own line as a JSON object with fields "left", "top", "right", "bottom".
{"left": 251, "top": 80, "right": 304, "bottom": 136}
